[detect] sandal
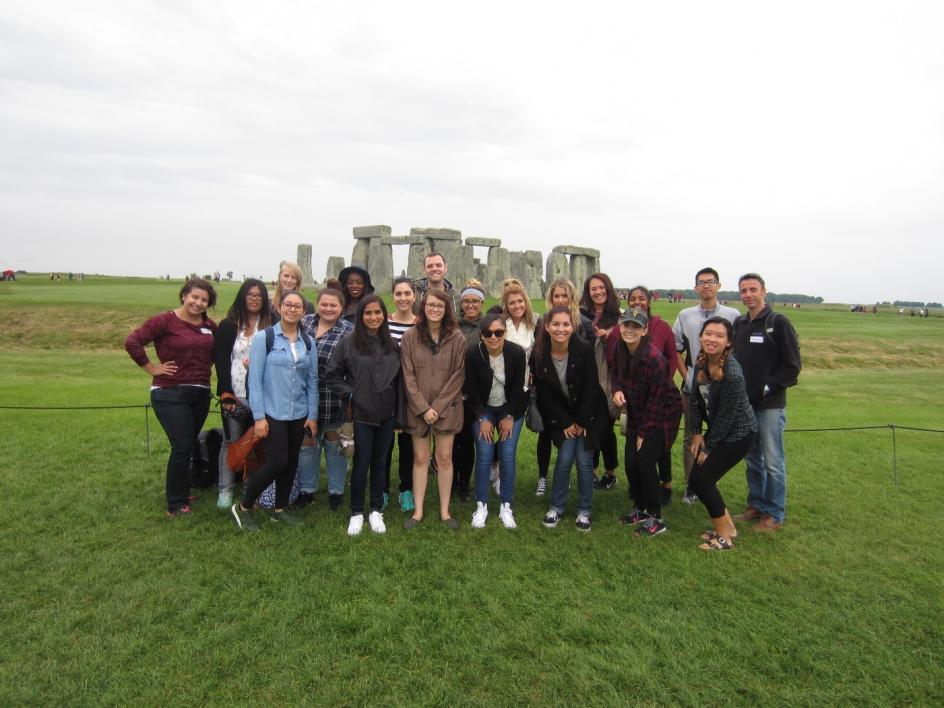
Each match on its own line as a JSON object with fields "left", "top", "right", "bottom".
{"left": 699, "top": 530, "right": 738, "bottom": 543}
{"left": 698, "top": 536, "right": 734, "bottom": 551}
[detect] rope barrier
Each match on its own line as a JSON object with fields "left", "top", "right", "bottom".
{"left": 1, "top": 404, "right": 941, "bottom": 484}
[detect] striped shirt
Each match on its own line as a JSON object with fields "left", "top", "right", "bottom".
{"left": 387, "top": 317, "right": 416, "bottom": 345}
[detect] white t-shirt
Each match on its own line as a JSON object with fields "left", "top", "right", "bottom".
{"left": 487, "top": 352, "right": 507, "bottom": 407}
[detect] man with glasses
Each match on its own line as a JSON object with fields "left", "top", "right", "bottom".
{"left": 733, "top": 273, "right": 801, "bottom": 532}
{"left": 672, "top": 267, "right": 740, "bottom": 504}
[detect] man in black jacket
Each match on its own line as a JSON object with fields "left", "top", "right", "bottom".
{"left": 733, "top": 274, "right": 801, "bottom": 532}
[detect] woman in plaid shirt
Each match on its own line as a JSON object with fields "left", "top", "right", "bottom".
{"left": 689, "top": 317, "right": 757, "bottom": 550}
{"left": 610, "top": 308, "right": 682, "bottom": 538}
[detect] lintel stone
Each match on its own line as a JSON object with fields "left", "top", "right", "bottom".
{"left": 353, "top": 225, "right": 392, "bottom": 240}
{"left": 552, "top": 245, "right": 600, "bottom": 258}
{"left": 410, "top": 227, "right": 461, "bottom": 241}
{"left": 380, "top": 235, "right": 426, "bottom": 246}
{"left": 465, "top": 237, "right": 502, "bottom": 247}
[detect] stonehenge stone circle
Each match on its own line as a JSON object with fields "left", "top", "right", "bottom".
{"left": 304, "top": 226, "right": 603, "bottom": 298}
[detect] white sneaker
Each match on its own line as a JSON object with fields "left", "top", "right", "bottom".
{"left": 499, "top": 503, "right": 517, "bottom": 529}
{"left": 216, "top": 489, "right": 233, "bottom": 509}
{"left": 347, "top": 514, "right": 364, "bottom": 536}
{"left": 535, "top": 478, "right": 547, "bottom": 496}
{"left": 471, "top": 501, "right": 488, "bottom": 528}
{"left": 368, "top": 511, "right": 386, "bottom": 534}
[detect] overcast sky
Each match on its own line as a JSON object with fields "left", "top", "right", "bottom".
{"left": 2, "top": 1, "right": 942, "bottom": 302}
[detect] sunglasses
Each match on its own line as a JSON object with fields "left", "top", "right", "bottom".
{"left": 483, "top": 329, "right": 506, "bottom": 339}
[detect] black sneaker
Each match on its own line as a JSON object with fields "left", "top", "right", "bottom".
{"left": 328, "top": 493, "right": 343, "bottom": 511}
{"left": 619, "top": 508, "right": 650, "bottom": 526}
{"left": 231, "top": 504, "right": 259, "bottom": 532}
{"left": 594, "top": 473, "right": 617, "bottom": 490}
{"left": 575, "top": 513, "right": 592, "bottom": 532}
{"left": 635, "top": 517, "right": 667, "bottom": 537}
{"left": 269, "top": 509, "right": 303, "bottom": 526}
{"left": 293, "top": 492, "right": 314, "bottom": 508}
{"left": 542, "top": 510, "right": 561, "bottom": 528}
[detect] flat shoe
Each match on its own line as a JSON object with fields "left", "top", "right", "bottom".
{"left": 699, "top": 530, "right": 738, "bottom": 543}
{"left": 403, "top": 517, "right": 421, "bottom": 530}
{"left": 698, "top": 536, "right": 734, "bottom": 551}
{"left": 442, "top": 517, "right": 459, "bottom": 531}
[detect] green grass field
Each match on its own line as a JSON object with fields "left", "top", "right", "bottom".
{"left": 1, "top": 275, "right": 942, "bottom": 705}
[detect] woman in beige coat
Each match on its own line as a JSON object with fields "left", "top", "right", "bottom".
{"left": 400, "top": 290, "right": 467, "bottom": 530}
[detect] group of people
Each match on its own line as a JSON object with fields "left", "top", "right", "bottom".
{"left": 126, "top": 255, "right": 801, "bottom": 550}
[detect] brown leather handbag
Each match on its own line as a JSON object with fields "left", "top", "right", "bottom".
{"left": 226, "top": 427, "right": 266, "bottom": 480}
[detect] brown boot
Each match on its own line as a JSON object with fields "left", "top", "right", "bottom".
{"left": 752, "top": 515, "right": 783, "bottom": 532}
{"left": 733, "top": 506, "right": 762, "bottom": 522}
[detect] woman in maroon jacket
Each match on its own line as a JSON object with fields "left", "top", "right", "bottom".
{"left": 606, "top": 285, "right": 680, "bottom": 505}
{"left": 125, "top": 277, "right": 218, "bottom": 517}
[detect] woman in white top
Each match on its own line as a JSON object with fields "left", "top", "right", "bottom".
{"left": 212, "top": 278, "right": 273, "bottom": 508}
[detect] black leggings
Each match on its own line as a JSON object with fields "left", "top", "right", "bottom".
{"left": 537, "top": 429, "right": 553, "bottom": 479}
{"left": 624, "top": 429, "right": 665, "bottom": 517}
{"left": 658, "top": 446, "right": 672, "bottom": 485}
{"left": 689, "top": 433, "right": 756, "bottom": 519}
{"left": 384, "top": 432, "right": 414, "bottom": 493}
{"left": 452, "top": 416, "right": 475, "bottom": 494}
{"left": 242, "top": 417, "right": 305, "bottom": 510}
{"left": 592, "top": 421, "right": 619, "bottom": 472}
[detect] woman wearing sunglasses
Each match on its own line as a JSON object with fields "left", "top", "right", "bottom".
{"left": 464, "top": 314, "right": 528, "bottom": 529}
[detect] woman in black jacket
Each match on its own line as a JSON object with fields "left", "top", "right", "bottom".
{"left": 326, "top": 295, "right": 401, "bottom": 536}
{"left": 212, "top": 278, "right": 273, "bottom": 508}
{"left": 464, "top": 314, "right": 528, "bottom": 530}
{"left": 530, "top": 306, "right": 609, "bottom": 532}
{"left": 689, "top": 317, "right": 757, "bottom": 550}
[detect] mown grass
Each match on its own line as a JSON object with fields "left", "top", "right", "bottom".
{"left": 1, "top": 276, "right": 943, "bottom": 705}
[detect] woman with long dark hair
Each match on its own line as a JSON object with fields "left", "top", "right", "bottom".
{"left": 465, "top": 313, "right": 528, "bottom": 529}
{"left": 400, "top": 290, "right": 467, "bottom": 530}
{"left": 230, "top": 291, "right": 318, "bottom": 531}
{"left": 531, "top": 306, "right": 609, "bottom": 532}
{"left": 532, "top": 278, "right": 595, "bottom": 496}
{"left": 385, "top": 276, "right": 418, "bottom": 512}
{"left": 213, "top": 278, "right": 273, "bottom": 508}
{"left": 125, "top": 277, "right": 218, "bottom": 517}
{"left": 326, "top": 295, "right": 401, "bottom": 535}
{"left": 297, "top": 287, "right": 353, "bottom": 510}
{"left": 689, "top": 316, "right": 757, "bottom": 550}
{"left": 606, "top": 285, "right": 680, "bottom": 505}
{"left": 610, "top": 308, "right": 682, "bottom": 537}
{"left": 579, "top": 272, "right": 621, "bottom": 491}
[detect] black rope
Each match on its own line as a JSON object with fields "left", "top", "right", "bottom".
{"left": 0, "top": 404, "right": 149, "bottom": 410}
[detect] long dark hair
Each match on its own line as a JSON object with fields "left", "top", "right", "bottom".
{"left": 627, "top": 285, "right": 652, "bottom": 315}
{"left": 352, "top": 294, "right": 396, "bottom": 355}
{"left": 226, "top": 278, "right": 272, "bottom": 332}
{"left": 579, "top": 272, "right": 620, "bottom": 328}
{"left": 534, "top": 305, "right": 573, "bottom": 361}
{"left": 179, "top": 277, "right": 217, "bottom": 319}
{"left": 615, "top": 327, "right": 651, "bottom": 383}
{"left": 695, "top": 316, "right": 734, "bottom": 383}
{"left": 415, "top": 290, "right": 458, "bottom": 345}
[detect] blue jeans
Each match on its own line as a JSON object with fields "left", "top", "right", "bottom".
{"left": 150, "top": 385, "right": 211, "bottom": 512}
{"left": 744, "top": 407, "right": 787, "bottom": 523}
{"left": 549, "top": 436, "right": 595, "bottom": 517}
{"left": 297, "top": 421, "right": 348, "bottom": 494}
{"left": 472, "top": 411, "right": 524, "bottom": 504}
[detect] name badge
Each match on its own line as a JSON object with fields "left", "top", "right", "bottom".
{"left": 750, "top": 334, "right": 764, "bottom": 343}
{"left": 200, "top": 328, "right": 213, "bottom": 335}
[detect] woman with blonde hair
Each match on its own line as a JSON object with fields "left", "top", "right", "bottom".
{"left": 272, "top": 261, "right": 314, "bottom": 317}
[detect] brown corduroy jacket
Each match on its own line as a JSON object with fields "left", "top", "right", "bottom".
{"left": 400, "top": 326, "right": 467, "bottom": 436}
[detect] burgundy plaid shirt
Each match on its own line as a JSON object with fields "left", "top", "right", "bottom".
{"left": 611, "top": 344, "right": 682, "bottom": 448}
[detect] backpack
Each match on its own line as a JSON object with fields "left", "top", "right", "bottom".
{"left": 760, "top": 311, "right": 800, "bottom": 351}
{"left": 190, "top": 428, "right": 224, "bottom": 488}
{"left": 264, "top": 326, "right": 312, "bottom": 354}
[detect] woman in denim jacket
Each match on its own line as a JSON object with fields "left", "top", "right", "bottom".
{"left": 230, "top": 291, "right": 318, "bottom": 532}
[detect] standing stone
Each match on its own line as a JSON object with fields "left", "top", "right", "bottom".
{"left": 351, "top": 240, "right": 369, "bottom": 269}
{"left": 407, "top": 243, "right": 430, "bottom": 278}
{"left": 508, "top": 251, "right": 525, "bottom": 283}
{"left": 474, "top": 261, "right": 488, "bottom": 284}
{"left": 451, "top": 244, "right": 474, "bottom": 288}
{"left": 523, "top": 250, "right": 545, "bottom": 299}
{"left": 545, "top": 251, "right": 569, "bottom": 286}
{"left": 368, "top": 239, "right": 393, "bottom": 293}
{"left": 325, "top": 257, "right": 345, "bottom": 282}
{"left": 486, "top": 247, "right": 510, "bottom": 297}
{"left": 570, "top": 255, "right": 590, "bottom": 292}
{"left": 588, "top": 255, "right": 600, "bottom": 275}
{"left": 297, "top": 244, "right": 313, "bottom": 286}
